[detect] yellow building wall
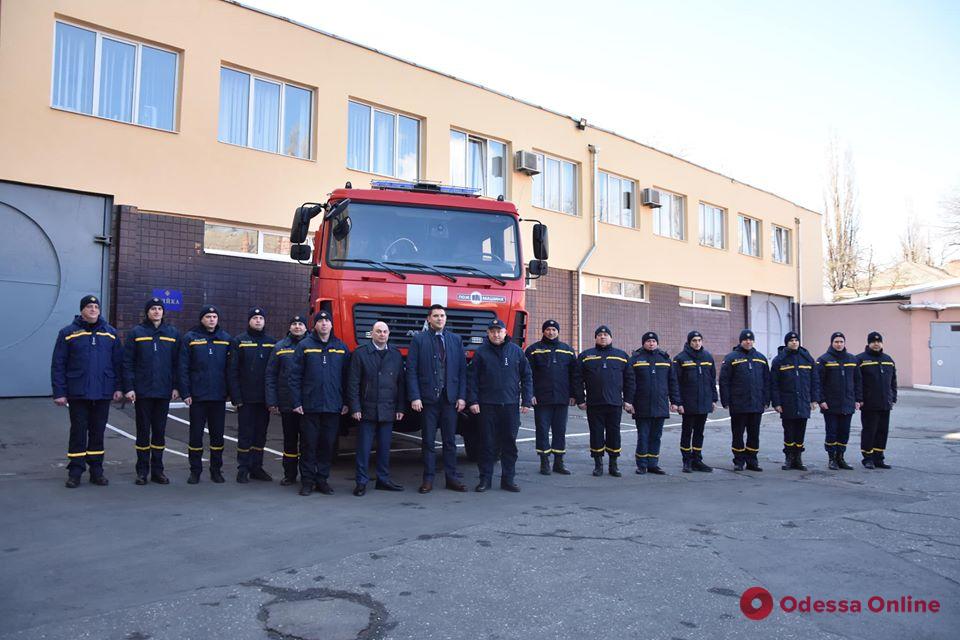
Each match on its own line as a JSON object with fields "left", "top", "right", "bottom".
{"left": 0, "top": 0, "right": 823, "bottom": 302}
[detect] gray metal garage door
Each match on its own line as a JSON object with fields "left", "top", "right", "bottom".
{"left": 0, "top": 181, "right": 111, "bottom": 397}
{"left": 931, "top": 322, "right": 960, "bottom": 389}
{"left": 750, "top": 291, "right": 794, "bottom": 359}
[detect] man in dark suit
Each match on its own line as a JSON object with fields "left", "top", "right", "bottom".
{"left": 407, "top": 304, "right": 468, "bottom": 494}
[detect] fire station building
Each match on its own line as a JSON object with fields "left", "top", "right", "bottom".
{"left": 0, "top": 0, "right": 823, "bottom": 396}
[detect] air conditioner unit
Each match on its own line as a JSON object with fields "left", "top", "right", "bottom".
{"left": 641, "top": 188, "right": 662, "bottom": 208}
{"left": 514, "top": 151, "right": 542, "bottom": 176}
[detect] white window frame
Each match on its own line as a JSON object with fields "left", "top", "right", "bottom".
{"left": 449, "top": 129, "right": 507, "bottom": 198}
{"left": 679, "top": 287, "right": 728, "bottom": 311}
{"left": 599, "top": 171, "right": 637, "bottom": 229}
{"left": 582, "top": 275, "right": 647, "bottom": 302}
{"left": 219, "top": 66, "right": 313, "bottom": 159}
{"left": 50, "top": 20, "right": 179, "bottom": 131}
{"left": 653, "top": 188, "right": 686, "bottom": 240}
{"left": 531, "top": 151, "right": 578, "bottom": 215}
{"left": 772, "top": 224, "right": 792, "bottom": 264}
{"left": 203, "top": 223, "right": 311, "bottom": 263}
{"left": 698, "top": 202, "right": 726, "bottom": 249}
{"left": 347, "top": 99, "right": 420, "bottom": 180}
{"left": 738, "top": 214, "right": 762, "bottom": 257}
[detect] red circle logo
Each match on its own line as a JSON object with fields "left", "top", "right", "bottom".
{"left": 740, "top": 586, "right": 774, "bottom": 620}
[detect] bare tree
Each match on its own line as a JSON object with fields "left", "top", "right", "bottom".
{"left": 899, "top": 199, "right": 933, "bottom": 265}
{"left": 850, "top": 247, "right": 881, "bottom": 297}
{"left": 823, "top": 137, "right": 862, "bottom": 295}
{"left": 943, "top": 187, "right": 960, "bottom": 249}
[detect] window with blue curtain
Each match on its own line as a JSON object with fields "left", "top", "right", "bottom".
{"left": 449, "top": 130, "right": 506, "bottom": 198}
{"left": 347, "top": 101, "right": 371, "bottom": 171}
{"left": 531, "top": 152, "right": 577, "bottom": 215}
{"left": 218, "top": 68, "right": 249, "bottom": 146}
{"left": 283, "top": 85, "right": 311, "bottom": 159}
{"left": 51, "top": 21, "right": 177, "bottom": 130}
{"left": 252, "top": 78, "right": 280, "bottom": 152}
{"left": 347, "top": 100, "right": 419, "bottom": 179}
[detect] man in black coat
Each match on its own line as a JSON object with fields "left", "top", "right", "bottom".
{"left": 467, "top": 319, "right": 533, "bottom": 492}
{"left": 719, "top": 329, "right": 771, "bottom": 472}
{"left": 856, "top": 331, "right": 897, "bottom": 469}
{"left": 672, "top": 331, "right": 717, "bottom": 473}
{"left": 770, "top": 331, "right": 819, "bottom": 471}
{"left": 347, "top": 321, "right": 406, "bottom": 496}
{"left": 524, "top": 319, "right": 579, "bottom": 475}
{"left": 577, "top": 326, "right": 634, "bottom": 477}
{"left": 228, "top": 307, "right": 277, "bottom": 484}
{"left": 406, "top": 304, "right": 468, "bottom": 494}
{"left": 123, "top": 297, "right": 180, "bottom": 485}
{"left": 817, "top": 331, "right": 862, "bottom": 471}
{"left": 265, "top": 314, "right": 309, "bottom": 485}
{"left": 627, "top": 331, "right": 680, "bottom": 475}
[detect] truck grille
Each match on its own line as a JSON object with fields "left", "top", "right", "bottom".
{"left": 353, "top": 304, "right": 497, "bottom": 351}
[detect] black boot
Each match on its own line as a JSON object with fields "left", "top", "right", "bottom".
{"left": 682, "top": 458, "right": 692, "bottom": 473}
{"left": 608, "top": 457, "right": 621, "bottom": 477}
{"left": 792, "top": 451, "right": 807, "bottom": 471}
{"left": 236, "top": 470, "right": 250, "bottom": 484}
{"left": 745, "top": 458, "right": 763, "bottom": 472}
{"left": 539, "top": 453, "right": 551, "bottom": 476}
{"left": 553, "top": 454, "right": 571, "bottom": 475}
{"left": 691, "top": 455, "right": 713, "bottom": 472}
{"left": 781, "top": 451, "right": 793, "bottom": 471}
{"left": 874, "top": 455, "right": 891, "bottom": 469}
{"left": 592, "top": 456, "right": 603, "bottom": 477}
{"left": 187, "top": 471, "right": 200, "bottom": 484}
{"left": 837, "top": 451, "right": 853, "bottom": 470}
{"left": 828, "top": 451, "right": 839, "bottom": 470}
{"left": 862, "top": 458, "right": 876, "bottom": 469}
{"left": 210, "top": 469, "right": 225, "bottom": 483}
{"left": 250, "top": 468, "right": 273, "bottom": 481}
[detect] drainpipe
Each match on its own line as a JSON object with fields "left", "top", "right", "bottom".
{"left": 577, "top": 144, "right": 600, "bottom": 351}
{"left": 795, "top": 216, "right": 802, "bottom": 338}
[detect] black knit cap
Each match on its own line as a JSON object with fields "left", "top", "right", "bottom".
{"left": 199, "top": 305, "right": 219, "bottom": 320}
{"left": 313, "top": 310, "right": 331, "bottom": 324}
{"left": 641, "top": 331, "right": 659, "bottom": 344}
{"left": 830, "top": 331, "right": 846, "bottom": 342}
{"left": 248, "top": 307, "right": 265, "bottom": 320}
{"left": 686, "top": 330, "right": 703, "bottom": 344}
{"left": 289, "top": 314, "right": 307, "bottom": 326}
{"left": 542, "top": 319, "right": 560, "bottom": 331}
{"left": 79, "top": 294, "right": 99, "bottom": 310}
{"left": 595, "top": 325, "right": 612, "bottom": 337}
{"left": 144, "top": 297, "right": 164, "bottom": 314}
{"left": 784, "top": 331, "right": 799, "bottom": 345}
{"left": 739, "top": 329, "right": 755, "bottom": 342}
{"left": 867, "top": 331, "right": 883, "bottom": 343}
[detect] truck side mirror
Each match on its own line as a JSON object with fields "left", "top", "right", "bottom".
{"left": 332, "top": 216, "right": 352, "bottom": 241}
{"left": 528, "top": 259, "right": 548, "bottom": 277}
{"left": 533, "top": 223, "right": 549, "bottom": 260}
{"left": 290, "top": 244, "right": 312, "bottom": 261}
{"left": 291, "top": 203, "right": 323, "bottom": 244}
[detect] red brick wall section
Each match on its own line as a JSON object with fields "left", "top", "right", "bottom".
{"left": 524, "top": 268, "right": 578, "bottom": 350}
{"left": 113, "top": 207, "right": 310, "bottom": 338}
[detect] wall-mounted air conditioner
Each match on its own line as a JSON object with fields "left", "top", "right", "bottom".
{"left": 641, "top": 188, "right": 662, "bottom": 208}
{"left": 514, "top": 151, "right": 542, "bottom": 176}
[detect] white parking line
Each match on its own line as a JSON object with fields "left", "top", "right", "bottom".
{"left": 105, "top": 422, "right": 193, "bottom": 459}
{"left": 166, "top": 413, "right": 285, "bottom": 457}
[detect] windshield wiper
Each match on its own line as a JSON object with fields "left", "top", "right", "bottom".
{"left": 384, "top": 261, "right": 457, "bottom": 283}
{"left": 329, "top": 258, "right": 406, "bottom": 280}
{"left": 434, "top": 264, "right": 506, "bottom": 286}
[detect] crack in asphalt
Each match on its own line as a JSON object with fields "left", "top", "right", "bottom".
{"left": 494, "top": 528, "right": 672, "bottom": 548}
{"left": 841, "top": 517, "right": 960, "bottom": 548}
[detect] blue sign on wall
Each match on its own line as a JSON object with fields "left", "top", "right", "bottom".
{"left": 151, "top": 288, "right": 183, "bottom": 311}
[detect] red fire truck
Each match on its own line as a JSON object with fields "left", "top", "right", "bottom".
{"left": 288, "top": 180, "right": 549, "bottom": 458}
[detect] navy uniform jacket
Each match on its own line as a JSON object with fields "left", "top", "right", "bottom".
{"left": 264, "top": 333, "right": 306, "bottom": 412}
{"left": 51, "top": 315, "right": 123, "bottom": 400}
{"left": 817, "top": 347, "right": 862, "bottom": 415}
{"left": 524, "top": 338, "right": 579, "bottom": 405}
{"left": 347, "top": 343, "right": 407, "bottom": 421}
{"left": 122, "top": 320, "right": 179, "bottom": 398}
{"left": 406, "top": 329, "right": 467, "bottom": 405}
{"left": 719, "top": 346, "right": 771, "bottom": 413}
{"left": 856, "top": 348, "right": 896, "bottom": 411}
{"left": 769, "top": 346, "right": 819, "bottom": 419}
{"left": 577, "top": 345, "right": 633, "bottom": 407}
{"left": 178, "top": 325, "right": 232, "bottom": 401}
{"left": 288, "top": 332, "right": 350, "bottom": 414}
{"left": 628, "top": 348, "right": 680, "bottom": 418}
{"left": 466, "top": 339, "right": 534, "bottom": 407}
{"left": 672, "top": 345, "right": 718, "bottom": 415}
{"left": 227, "top": 329, "right": 277, "bottom": 405}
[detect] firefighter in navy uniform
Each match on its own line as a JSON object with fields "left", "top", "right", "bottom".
{"left": 719, "top": 329, "right": 771, "bottom": 472}
{"left": 265, "top": 314, "right": 309, "bottom": 485}
{"left": 856, "top": 331, "right": 896, "bottom": 469}
{"left": 817, "top": 331, "right": 862, "bottom": 471}
{"left": 769, "top": 331, "right": 819, "bottom": 471}
{"left": 178, "top": 305, "right": 232, "bottom": 484}
{"left": 628, "top": 332, "right": 680, "bottom": 475}
{"left": 672, "top": 331, "right": 717, "bottom": 473}
{"left": 524, "top": 319, "right": 579, "bottom": 475}
{"left": 467, "top": 319, "right": 534, "bottom": 492}
{"left": 289, "top": 310, "right": 350, "bottom": 497}
{"left": 51, "top": 295, "right": 124, "bottom": 488}
{"left": 122, "top": 297, "right": 180, "bottom": 485}
{"left": 228, "top": 307, "right": 277, "bottom": 483}
{"left": 577, "top": 326, "right": 634, "bottom": 477}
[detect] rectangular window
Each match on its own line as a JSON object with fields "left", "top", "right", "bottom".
{"left": 739, "top": 215, "right": 761, "bottom": 257}
{"left": 653, "top": 189, "right": 685, "bottom": 240}
{"left": 346, "top": 100, "right": 419, "bottom": 180}
{"left": 599, "top": 171, "right": 636, "bottom": 228}
{"left": 679, "top": 288, "right": 727, "bottom": 309}
{"left": 582, "top": 275, "right": 646, "bottom": 301}
{"left": 772, "top": 225, "right": 792, "bottom": 264}
{"left": 699, "top": 202, "right": 726, "bottom": 249}
{"left": 449, "top": 130, "right": 507, "bottom": 198}
{"left": 51, "top": 21, "right": 178, "bottom": 131}
{"left": 218, "top": 67, "right": 312, "bottom": 159}
{"left": 204, "top": 223, "right": 309, "bottom": 262}
{"left": 531, "top": 152, "right": 577, "bottom": 215}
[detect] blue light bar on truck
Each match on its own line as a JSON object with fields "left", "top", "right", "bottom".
{"left": 370, "top": 180, "right": 481, "bottom": 197}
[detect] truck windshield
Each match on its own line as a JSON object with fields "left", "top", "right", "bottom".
{"left": 327, "top": 202, "right": 521, "bottom": 279}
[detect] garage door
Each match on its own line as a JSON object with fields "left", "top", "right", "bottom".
{"left": 931, "top": 322, "right": 960, "bottom": 389}
{"left": 0, "top": 182, "right": 111, "bottom": 397}
{"left": 750, "top": 291, "right": 794, "bottom": 359}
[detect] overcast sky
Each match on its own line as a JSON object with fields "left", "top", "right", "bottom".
{"left": 241, "top": 0, "right": 960, "bottom": 262}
